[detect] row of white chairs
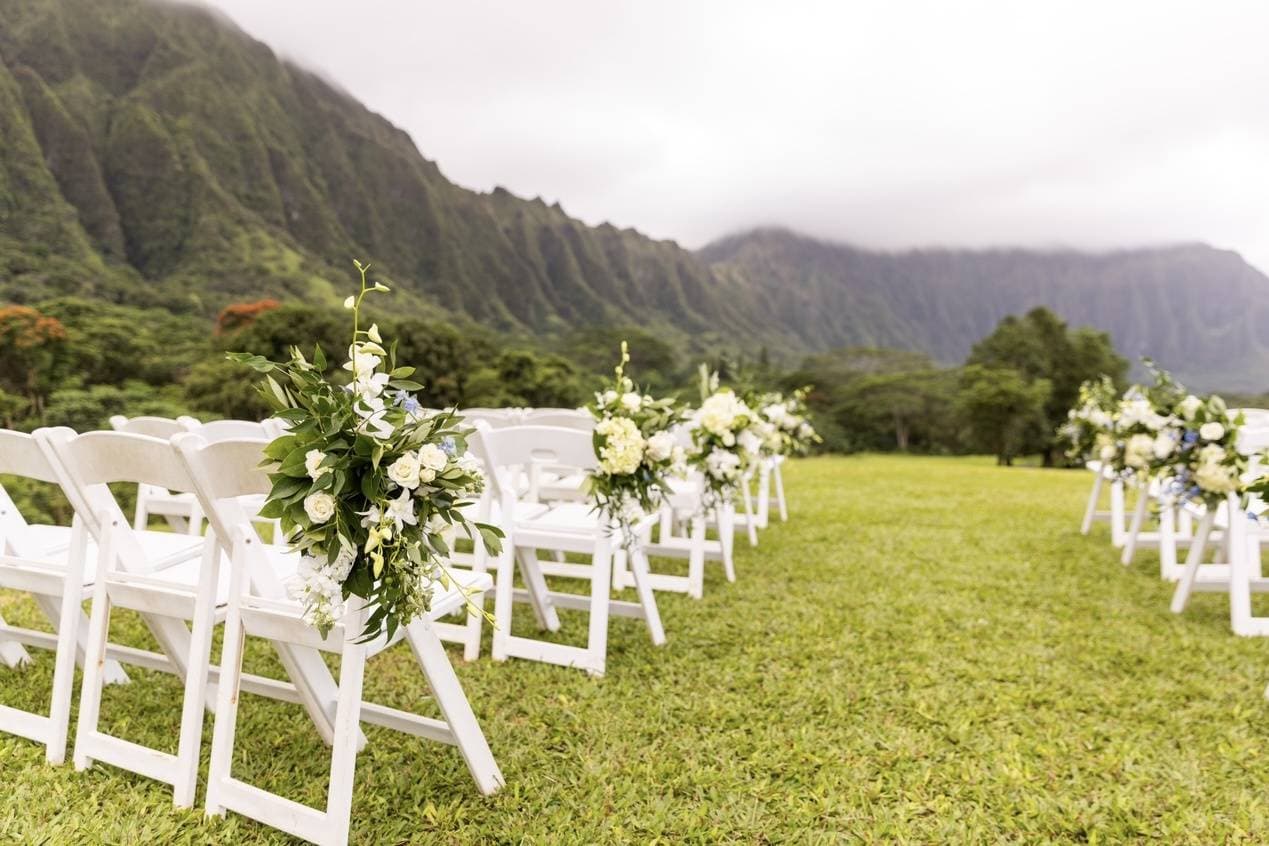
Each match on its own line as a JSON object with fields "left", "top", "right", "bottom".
{"left": 1081, "top": 410, "right": 1269, "bottom": 643}
{"left": 0, "top": 410, "right": 798, "bottom": 844}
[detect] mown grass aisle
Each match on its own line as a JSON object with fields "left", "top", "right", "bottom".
{"left": 3, "top": 455, "right": 1269, "bottom": 842}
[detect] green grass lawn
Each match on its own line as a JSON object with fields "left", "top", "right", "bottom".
{"left": 4, "top": 454, "right": 1269, "bottom": 843}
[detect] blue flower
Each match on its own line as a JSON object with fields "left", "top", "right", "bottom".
{"left": 1182, "top": 430, "right": 1199, "bottom": 445}
{"left": 393, "top": 390, "right": 421, "bottom": 414}
{"left": 440, "top": 437, "right": 458, "bottom": 457}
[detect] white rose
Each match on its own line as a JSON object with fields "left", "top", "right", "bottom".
{"left": 602, "top": 390, "right": 618, "bottom": 405}
{"left": 620, "top": 392, "right": 642, "bottom": 412}
{"left": 722, "top": 431, "right": 735, "bottom": 447}
{"left": 418, "top": 466, "right": 437, "bottom": 484}
{"left": 304, "top": 492, "right": 336, "bottom": 524}
{"left": 646, "top": 431, "right": 676, "bottom": 462}
{"left": 1178, "top": 395, "right": 1203, "bottom": 421}
{"left": 1152, "top": 433, "right": 1175, "bottom": 460}
{"left": 305, "top": 449, "right": 330, "bottom": 479}
{"left": 387, "top": 453, "right": 422, "bottom": 489}
{"left": 1199, "top": 421, "right": 1225, "bottom": 442}
{"left": 418, "top": 443, "right": 449, "bottom": 472}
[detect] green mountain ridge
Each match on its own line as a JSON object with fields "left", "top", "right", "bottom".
{"left": 2, "top": 0, "right": 1266, "bottom": 390}
{"left": 702, "top": 228, "right": 1269, "bottom": 389}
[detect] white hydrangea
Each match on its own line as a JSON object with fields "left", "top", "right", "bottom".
{"left": 697, "top": 391, "right": 746, "bottom": 437}
{"left": 1194, "top": 444, "right": 1237, "bottom": 493}
{"left": 596, "top": 416, "right": 645, "bottom": 475}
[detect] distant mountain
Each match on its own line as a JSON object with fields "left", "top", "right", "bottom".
{"left": 701, "top": 229, "right": 1269, "bottom": 390}
{"left": 0, "top": 0, "right": 772, "bottom": 352}
{"left": 2, "top": 0, "right": 1266, "bottom": 390}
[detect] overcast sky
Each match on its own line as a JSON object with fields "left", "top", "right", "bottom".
{"left": 201, "top": 1, "right": 1269, "bottom": 269}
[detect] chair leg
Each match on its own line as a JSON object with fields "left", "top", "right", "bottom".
{"left": 491, "top": 548, "right": 515, "bottom": 662}
{"left": 206, "top": 537, "right": 251, "bottom": 819}
{"left": 1121, "top": 489, "right": 1149, "bottom": 566}
{"left": 1172, "top": 512, "right": 1215, "bottom": 613}
{"left": 741, "top": 480, "right": 758, "bottom": 547}
{"left": 324, "top": 610, "right": 369, "bottom": 846}
{"left": 584, "top": 538, "right": 613, "bottom": 678}
{"left": 462, "top": 586, "right": 486, "bottom": 663}
{"left": 719, "top": 504, "right": 737, "bottom": 582}
{"left": 756, "top": 465, "right": 771, "bottom": 530}
{"left": 627, "top": 546, "right": 666, "bottom": 646}
{"left": 46, "top": 545, "right": 88, "bottom": 765}
{"left": 0, "top": 610, "right": 31, "bottom": 668}
{"left": 514, "top": 547, "right": 560, "bottom": 632}
{"left": 1110, "top": 480, "right": 1126, "bottom": 547}
{"left": 1159, "top": 504, "right": 1178, "bottom": 579}
{"left": 773, "top": 461, "right": 788, "bottom": 522}
{"left": 73, "top": 536, "right": 115, "bottom": 772}
{"left": 687, "top": 515, "right": 706, "bottom": 600}
{"left": 173, "top": 542, "right": 219, "bottom": 807}
{"left": 405, "top": 619, "right": 504, "bottom": 795}
{"left": 1081, "top": 471, "right": 1104, "bottom": 535}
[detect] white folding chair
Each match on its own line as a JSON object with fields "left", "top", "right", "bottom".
{"left": 1119, "top": 473, "right": 1197, "bottom": 579}
{"left": 109, "top": 415, "right": 204, "bottom": 535}
{"left": 173, "top": 434, "right": 502, "bottom": 846}
{"left": 1169, "top": 425, "right": 1269, "bottom": 634}
{"left": 472, "top": 425, "right": 666, "bottom": 677}
{"left": 36, "top": 427, "right": 311, "bottom": 807}
{"left": 0, "top": 430, "right": 133, "bottom": 763}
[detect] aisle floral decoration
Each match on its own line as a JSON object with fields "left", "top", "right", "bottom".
{"left": 1160, "top": 393, "right": 1250, "bottom": 507}
{"left": 584, "top": 342, "right": 687, "bottom": 545}
{"left": 230, "top": 261, "right": 502, "bottom": 639}
{"left": 689, "top": 367, "right": 759, "bottom": 509}
{"left": 1060, "top": 375, "right": 1117, "bottom": 464}
{"left": 756, "top": 387, "right": 821, "bottom": 456}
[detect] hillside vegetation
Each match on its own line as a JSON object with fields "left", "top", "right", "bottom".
{"left": 3, "top": 0, "right": 1267, "bottom": 389}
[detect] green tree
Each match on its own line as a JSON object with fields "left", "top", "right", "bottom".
{"left": 832, "top": 369, "right": 960, "bottom": 452}
{"left": 956, "top": 365, "right": 1052, "bottom": 465}
{"left": 968, "top": 308, "right": 1126, "bottom": 463}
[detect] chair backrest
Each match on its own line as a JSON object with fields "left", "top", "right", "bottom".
{"left": 1234, "top": 408, "right": 1269, "bottom": 430}
{"left": 470, "top": 425, "right": 597, "bottom": 514}
{"left": 109, "top": 415, "right": 186, "bottom": 439}
{"left": 35, "top": 428, "right": 197, "bottom": 550}
{"left": 0, "top": 429, "right": 65, "bottom": 553}
{"left": 521, "top": 407, "right": 588, "bottom": 421}
{"left": 519, "top": 413, "right": 595, "bottom": 432}
{"left": 460, "top": 408, "right": 523, "bottom": 429}
{"left": 1238, "top": 424, "right": 1269, "bottom": 456}
{"left": 192, "top": 419, "right": 271, "bottom": 443}
{"left": 172, "top": 433, "right": 288, "bottom": 600}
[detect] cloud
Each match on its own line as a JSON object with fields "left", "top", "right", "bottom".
{"left": 197, "top": 0, "right": 1269, "bottom": 269}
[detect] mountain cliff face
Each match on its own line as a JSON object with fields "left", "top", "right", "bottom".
{"left": 2, "top": 0, "right": 1266, "bottom": 389}
{"left": 701, "top": 229, "right": 1269, "bottom": 390}
{"left": 0, "top": 0, "right": 768, "bottom": 349}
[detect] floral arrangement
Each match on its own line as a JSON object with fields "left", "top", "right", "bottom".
{"left": 1159, "top": 393, "right": 1249, "bottom": 507}
{"left": 231, "top": 261, "right": 502, "bottom": 639}
{"left": 756, "top": 387, "right": 820, "bottom": 456}
{"left": 688, "top": 368, "right": 759, "bottom": 508}
{"left": 584, "top": 342, "right": 686, "bottom": 544}
{"left": 1060, "top": 375, "right": 1117, "bottom": 464}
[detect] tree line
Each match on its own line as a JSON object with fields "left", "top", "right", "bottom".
{"left": 0, "top": 297, "right": 1126, "bottom": 467}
